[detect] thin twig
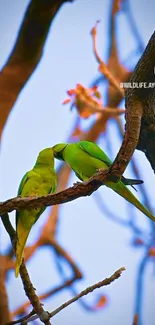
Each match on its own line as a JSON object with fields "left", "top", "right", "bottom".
{"left": 10, "top": 276, "right": 79, "bottom": 322}
{"left": 50, "top": 267, "right": 126, "bottom": 318}
{"left": 8, "top": 309, "right": 35, "bottom": 325}
{"left": 100, "top": 107, "right": 125, "bottom": 115}
{"left": 11, "top": 267, "right": 125, "bottom": 324}
{"left": 91, "top": 21, "right": 124, "bottom": 98}
{"left": 51, "top": 267, "right": 125, "bottom": 317}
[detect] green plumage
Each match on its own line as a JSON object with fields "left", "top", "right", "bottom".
{"left": 53, "top": 141, "right": 155, "bottom": 222}
{"left": 15, "top": 148, "right": 57, "bottom": 277}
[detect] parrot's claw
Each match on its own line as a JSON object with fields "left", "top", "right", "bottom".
{"left": 73, "top": 181, "right": 81, "bottom": 186}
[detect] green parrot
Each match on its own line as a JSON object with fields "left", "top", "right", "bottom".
{"left": 15, "top": 148, "right": 57, "bottom": 277}
{"left": 52, "top": 141, "right": 155, "bottom": 222}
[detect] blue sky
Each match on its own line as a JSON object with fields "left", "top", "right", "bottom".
{"left": 0, "top": 1, "right": 155, "bottom": 324}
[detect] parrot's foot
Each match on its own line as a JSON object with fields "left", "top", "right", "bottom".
{"left": 97, "top": 168, "right": 108, "bottom": 174}
{"left": 97, "top": 168, "right": 119, "bottom": 183}
{"left": 73, "top": 181, "right": 81, "bottom": 186}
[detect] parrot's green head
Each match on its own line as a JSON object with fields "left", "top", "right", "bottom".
{"left": 52, "top": 143, "right": 67, "bottom": 161}
{"left": 36, "top": 148, "right": 55, "bottom": 167}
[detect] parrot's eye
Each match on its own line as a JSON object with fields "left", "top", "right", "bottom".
{"left": 53, "top": 144, "right": 67, "bottom": 160}
{"left": 54, "top": 152, "right": 59, "bottom": 158}
{"left": 53, "top": 151, "right": 63, "bottom": 160}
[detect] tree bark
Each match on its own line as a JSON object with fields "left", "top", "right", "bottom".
{"left": 125, "top": 31, "right": 155, "bottom": 172}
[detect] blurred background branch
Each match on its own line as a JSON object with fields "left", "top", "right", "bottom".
{"left": 0, "top": 0, "right": 74, "bottom": 139}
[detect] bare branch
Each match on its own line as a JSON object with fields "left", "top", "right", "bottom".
{"left": 19, "top": 261, "right": 52, "bottom": 324}
{"left": 0, "top": 170, "right": 109, "bottom": 215}
{"left": 90, "top": 19, "right": 143, "bottom": 181}
{"left": 126, "top": 32, "right": 155, "bottom": 172}
{"left": 111, "top": 31, "right": 155, "bottom": 176}
{"left": 106, "top": 0, "right": 132, "bottom": 107}
{"left": 11, "top": 276, "right": 79, "bottom": 323}
{"left": 1, "top": 214, "right": 52, "bottom": 325}
{"left": 91, "top": 21, "right": 124, "bottom": 98}
{"left": 49, "top": 267, "right": 126, "bottom": 319}
{"left": 11, "top": 267, "right": 125, "bottom": 324}
{"left": 8, "top": 309, "right": 35, "bottom": 325}
{"left": 110, "top": 99, "right": 143, "bottom": 179}
{"left": 0, "top": 0, "right": 75, "bottom": 138}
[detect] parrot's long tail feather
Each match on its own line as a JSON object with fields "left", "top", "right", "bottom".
{"left": 108, "top": 181, "right": 155, "bottom": 222}
{"left": 15, "top": 220, "right": 30, "bottom": 277}
{"left": 122, "top": 178, "right": 143, "bottom": 186}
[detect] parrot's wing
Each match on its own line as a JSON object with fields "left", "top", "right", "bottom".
{"left": 17, "top": 170, "right": 56, "bottom": 222}
{"left": 32, "top": 175, "right": 57, "bottom": 225}
{"left": 78, "top": 141, "right": 112, "bottom": 166}
{"left": 74, "top": 170, "right": 83, "bottom": 181}
{"left": 17, "top": 172, "right": 29, "bottom": 195}
{"left": 15, "top": 168, "right": 57, "bottom": 277}
{"left": 78, "top": 141, "right": 143, "bottom": 189}
{"left": 16, "top": 170, "right": 37, "bottom": 226}
{"left": 49, "top": 174, "right": 57, "bottom": 194}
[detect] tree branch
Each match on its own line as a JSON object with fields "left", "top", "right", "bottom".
{"left": 11, "top": 276, "right": 79, "bottom": 322}
{"left": 49, "top": 267, "right": 125, "bottom": 319}
{"left": 8, "top": 310, "right": 35, "bottom": 325}
{"left": 108, "top": 32, "right": 155, "bottom": 178}
{"left": 90, "top": 20, "right": 143, "bottom": 181}
{"left": 125, "top": 31, "right": 155, "bottom": 172}
{"left": 19, "top": 261, "right": 52, "bottom": 324}
{"left": 91, "top": 24, "right": 155, "bottom": 178}
{"left": 0, "top": 170, "right": 111, "bottom": 215}
{"left": 0, "top": 0, "right": 75, "bottom": 138}
{"left": 9, "top": 267, "right": 125, "bottom": 324}
{"left": 1, "top": 214, "right": 52, "bottom": 325}
{"left": 0, "top": 159, "right": 155, "bottom": 220}
{"left": 110, "top": 99, "right": 143, "bottom": 179}
{"left": 91, "top": 21, "right": 125, "bottom": 98}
